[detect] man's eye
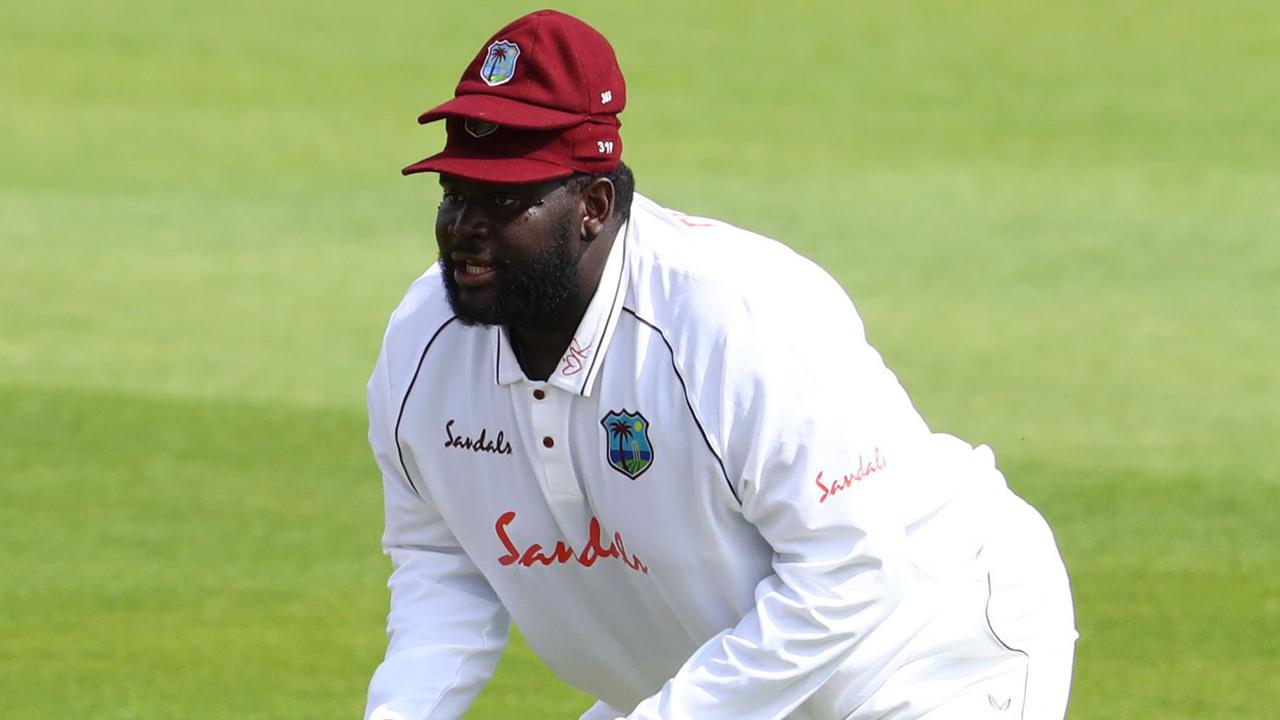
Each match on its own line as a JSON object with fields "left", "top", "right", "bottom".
{"left": 439, "top": 192, "right": 461, "bottom": 205}
{"left": 492, "top": 196, "right": 519, "bottom": 208}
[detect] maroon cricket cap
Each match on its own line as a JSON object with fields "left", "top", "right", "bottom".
{"left": 403, "top": 10, "right": 626, "bottom": 183}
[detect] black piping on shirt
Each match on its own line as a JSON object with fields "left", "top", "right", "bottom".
{"left": 394, "top": 316, "right": 458, "bottom": 497}
{"left": 622, "top": 307, "right": 740, "bottom": 504}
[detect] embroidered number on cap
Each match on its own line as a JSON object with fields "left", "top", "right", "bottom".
{"left": 597, "top": 140, "right": 615, "bottom": 155}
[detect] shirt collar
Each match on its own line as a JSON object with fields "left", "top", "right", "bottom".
{"left": 494, "top": 217, "right": 630, "bottom": 396}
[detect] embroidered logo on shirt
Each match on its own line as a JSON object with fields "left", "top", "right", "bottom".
{"left": 479, "top": 40, "right": 520, "bottom": 86}
{"left": 815, "top": 448, "right": 886, "bottom": 503}
{"left": 444, "top": 419, "right": 513, "bottom": 455}
{"left": 600, "top": 410, "right": 653, "bottom": 479}
{"left": 495, "top": 510, "right": 648, "bottom": 574}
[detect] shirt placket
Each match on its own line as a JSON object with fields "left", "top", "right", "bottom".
{"left": 524, "top": 381, "right": 590, "bottom": 546}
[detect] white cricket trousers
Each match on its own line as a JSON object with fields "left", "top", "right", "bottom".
{"left": 858, "top": 491, "right": 1077, "bottom": 720}
{"left": 580, "top": 493, "right": 1077, "bottom": 720}
{"left": 926, "top": 494, "right": 1076, "bottom": 720}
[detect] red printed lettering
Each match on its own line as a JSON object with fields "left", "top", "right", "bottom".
{"left": 816, "top": 448, "right": 887, "bottom": 504}
{"left": 496, "top": 511, "right": 520, "bottom": 565}
{"left": 494, "top": 511, "right": 648, "bottom": 574}
{"left": 560, "top": 338, "right": 593, "bottom": 376}
{"left": 670, "top": 211, "right": 719, "bottom": 228}
{"left": 520, "top": 541, "right": 575, "bottom": 566}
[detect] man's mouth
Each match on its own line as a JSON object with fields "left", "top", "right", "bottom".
{"left": 452, "top": 258, "right": 497, "bottom": 287}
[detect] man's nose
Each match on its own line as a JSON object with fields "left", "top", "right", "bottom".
{"left": 446, "top": 199, "right": 490, "bottom": 242}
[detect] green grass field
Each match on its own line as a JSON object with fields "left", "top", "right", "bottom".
{"left": 3, "top": 1, "right": 1277, "bottom": 717}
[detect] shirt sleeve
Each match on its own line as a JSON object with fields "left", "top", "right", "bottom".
{"left": 625, "top": 291, "right": 930, "bottom": 720}
{"left": 365, "top": 345, "right": 511, "bottom": 720}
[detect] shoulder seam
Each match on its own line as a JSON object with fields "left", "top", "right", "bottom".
{"left": 622, "top": 307, "right": 740, "bottom": 504}
{"left": 393, "top": 316, "right": 458, "bottom": 497}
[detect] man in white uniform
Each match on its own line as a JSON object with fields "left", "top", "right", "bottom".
{"left": 365, "top": 10, "right": 1076, "bottom": 720}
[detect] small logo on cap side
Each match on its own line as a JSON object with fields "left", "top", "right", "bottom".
{"left": 480, "top": 40, "right": 520, "bottom": 86}
{"left": 600, "top": 90, "right": 613, "bottom": 104}
{"left": 465, "top": 119, "right": 498, "bottom": 138}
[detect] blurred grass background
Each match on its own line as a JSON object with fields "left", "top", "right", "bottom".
{"left": 2, "top": 1, "right": 1277, "bottom": 717}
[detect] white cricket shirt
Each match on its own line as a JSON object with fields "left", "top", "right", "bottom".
{"left": 365, "top": 194, "right": 1022, "bottom": 720}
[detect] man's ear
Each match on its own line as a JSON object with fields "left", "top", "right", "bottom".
{"left": 580, "top": 177, "right": 615, "bottom": 241}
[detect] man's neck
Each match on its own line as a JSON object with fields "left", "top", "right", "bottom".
{"left": 508, "top": 219, "right": 621, "bottom": 382}
{"left": 509, "top": 324, "right": 576, "bottom": 382}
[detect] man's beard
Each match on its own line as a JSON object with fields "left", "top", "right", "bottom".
{"left": 439, "top": 215, "right": 580, "bottom": 328}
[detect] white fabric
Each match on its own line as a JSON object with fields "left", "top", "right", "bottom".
{"left": 844, "top": 494, "right": 1076, "bottom": 720}
{"left": 364, "top": 195, "right": 1076, "bottom": 720}
{"left": 579, "top": 700, "right": 627, "bottom": 720}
